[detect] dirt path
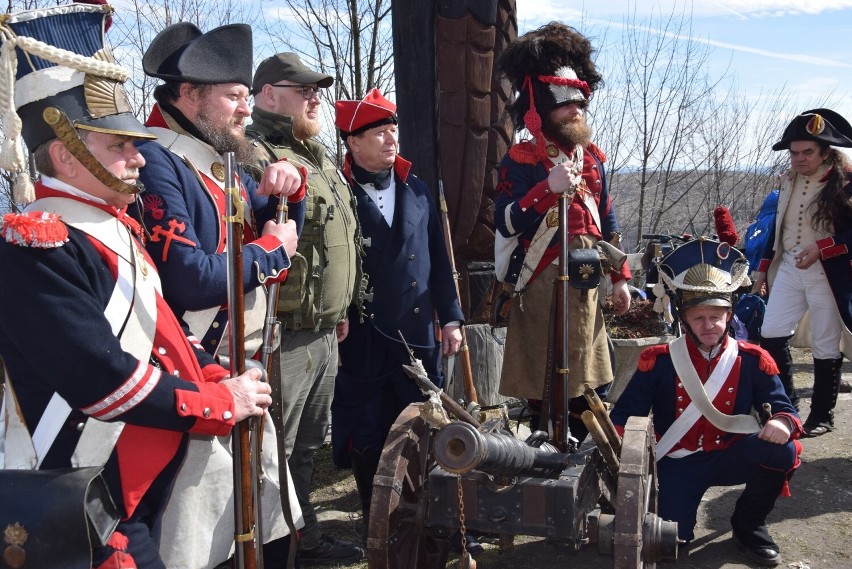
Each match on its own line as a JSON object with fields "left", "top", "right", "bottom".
{"left": 309, "top": 347, "right": 852, "bottom": 568}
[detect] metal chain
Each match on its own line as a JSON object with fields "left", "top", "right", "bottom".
{"left": 457, "top": 474, "right": 467, "bottom": 557}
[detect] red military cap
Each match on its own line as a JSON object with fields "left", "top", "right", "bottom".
{"left": 335, "top": 88, "right": 398, "bottom": 139}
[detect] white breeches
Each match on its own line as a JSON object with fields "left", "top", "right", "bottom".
{"left": 762, "top": 251, "right": 842, "bottom": 359}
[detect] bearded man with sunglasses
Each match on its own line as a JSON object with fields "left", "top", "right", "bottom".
{"left": 246, "top": 52, "right": 365, "bottom": 565}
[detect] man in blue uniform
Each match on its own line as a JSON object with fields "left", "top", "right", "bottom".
{"left": 135, "top": 23, "right": 307, "bottom": 567}
{"left": 612, "top": 238, "right": 803, "bottom": 567}
{"left": 331, "top": 89, "right": 464, "bottom": 529}
{"left": 0, "top": 5, "right": 271, "bottom": 567}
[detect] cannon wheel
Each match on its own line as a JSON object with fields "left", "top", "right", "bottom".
{"left": 367, "top": 403, "right": 450, "bottom": 569}
{"left": 613, "top": 415, "right": 660, "bottom": 568}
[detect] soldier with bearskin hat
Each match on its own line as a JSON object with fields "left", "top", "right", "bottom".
{"left": 0, "top": 4, "right": 274, "bottom": 567}
{"left": 612, "top": 238, "right": 802, "bottom": 566}
{"left": 493, "top": 22, "right": 632, "bottom": 441}
{"left": 754, "top": 109, "right": 852, "bottom": 437}
{"left": 330, "top": 88, "right": 465, "bottom": 537}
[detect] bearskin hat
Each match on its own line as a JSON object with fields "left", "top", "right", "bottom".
{"left": 498, "top": 22, "right": 602, "bottom": 139}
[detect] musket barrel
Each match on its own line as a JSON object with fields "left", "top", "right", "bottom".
{"left": 433, "top": 421, "right": 572, "bottom": 476}
{"left": 225, "top": 153, "right": 259, "bottom": 569}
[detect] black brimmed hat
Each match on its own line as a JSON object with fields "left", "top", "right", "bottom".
{"left": 251, "top": 53, "right": 333, "bottom": 95}
{"left": 772, "top": 108, "right": 852, "bottom": 151}
{"left": 143, "top": 22, "right": 253, "bottom": 87}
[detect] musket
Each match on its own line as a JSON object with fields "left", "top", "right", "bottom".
{"left": 540, "top": 190, "right": 572, "bottom": 452}
{"left": 437, "top": 181, "right": 478, "bottom": 405}
{"left": 256, "top": 193, "right": 299, "bottom": 569}
{"left": 224, "top": 153, "right": 261, "bottom": 569}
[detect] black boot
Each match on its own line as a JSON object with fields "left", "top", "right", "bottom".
{"left": 730, "top": 467, "right": 787, "bottom": 566}
{"left": 804, "top": 357, "right": 843, "bottom": 437}
{"left": 760, "top": 336, "right": 799, "bottom": 410}
{"left": 350, "top": 447, "right": 382, "bottom": 534}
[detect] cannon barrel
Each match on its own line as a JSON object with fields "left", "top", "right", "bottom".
{"left": 433, "top": 421, "right": 573, "bottom": 476}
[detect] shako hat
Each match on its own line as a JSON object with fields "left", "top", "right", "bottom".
{"left": 335, "top": 88, "right": 398, "bottom": 139}
{"left": 772, "top": 108, "right": 852, "bottom": 151}
{"left": 497, "top": 21, "right": 601, "bottom": 161}
{"left": 252, "top": 52, "right": 333, "bottom": 95}
{"left": 656, "top": 237, "right": 750, "bottom": 311}
{"left": 0, "top": 2, "right": 155, "bottom": 203}
{"left": 143, "top": 22, "right": 253, "bottom": 87}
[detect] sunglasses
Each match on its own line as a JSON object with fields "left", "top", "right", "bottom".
{"left": 269, "top": 84, "right": 321, "bottom": 100}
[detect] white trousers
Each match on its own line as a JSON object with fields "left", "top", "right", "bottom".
{"left": 762, "top": 251, "right": 842, "bottom": 359}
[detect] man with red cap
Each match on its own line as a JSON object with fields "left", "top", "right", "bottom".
{"left": 493, "top": 22, "right": 632, "bottom": 441}
{"left": 331, "top": 88, "right": 464, "bottom": 533}
{"left": 0, "top": 4, "right": 272, "bottom": 567}
{"left": 754, "top": 108, "right": 852, "bottom": 437}
{"left": 135, "top": 22, "right": 305, "bottom": 567}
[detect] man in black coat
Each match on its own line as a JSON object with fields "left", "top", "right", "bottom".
{"left": 331, "top": 89, "right": 465, "bottom": 529}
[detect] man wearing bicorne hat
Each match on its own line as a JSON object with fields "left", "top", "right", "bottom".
{"left": 0, "top": 4, "right": 273, "bottom": 567}
{"left": 246, "top": 53, "right": 364, "bottom": 564}
{"left": 754, "top": 108, "right": 852, "bottom": 437}
{"left": 135, "top": 22, "right": 305, "bottom": 568}
{"left": 493, "top": 22, "right": 632, "bottom": 441}
{"left": 613, "top": 238, "right": 802, "bottom": 567}
{"left": 331, "top": 88, "right": 464, "bottom": 533}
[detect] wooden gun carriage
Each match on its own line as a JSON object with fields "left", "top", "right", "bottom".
{"left": 365, "top": 366, "right": 680, "bottom": 569}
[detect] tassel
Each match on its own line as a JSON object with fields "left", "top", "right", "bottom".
{"left": 12, "top": 172, "right": 35, "bottom": 205}
{"left": 661, "top": 293, "right": 673, "bottom": 324}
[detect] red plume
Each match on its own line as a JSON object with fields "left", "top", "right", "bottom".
{"left": 713, "top": 206, "right": 738, "bottom": 246}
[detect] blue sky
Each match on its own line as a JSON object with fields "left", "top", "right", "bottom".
{"left": 516, "top": 0, "right": 852, "bottom": 133}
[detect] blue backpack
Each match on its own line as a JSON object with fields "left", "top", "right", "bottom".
{"left": 734, "top": 293, "right": 766, "bottom": 342}
{"left": 744, "top": 189, "right": 779, "bottom": 271}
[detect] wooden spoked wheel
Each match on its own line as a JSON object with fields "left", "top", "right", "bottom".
{"left": 366, "top": 403, "right": 450, "bottom": 569}
{"left": 612, "top": 415, "right": 661, "bottom": 569}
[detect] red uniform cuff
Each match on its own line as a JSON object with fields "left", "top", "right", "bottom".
{"left": 176, "top": 383, "right": 235, "bottom": 436}
{"left": 817, "top": 236, "right": 848, "bottom": 259}
{"left": 758, "top": 258, "right": 772, "bottom": 272}
{"left": 518, "top": 180, "right": 558, "bottom": 213}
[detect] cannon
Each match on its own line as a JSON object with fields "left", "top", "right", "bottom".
{"left": 366, "top": 389, "right": 680, "bottom": 568}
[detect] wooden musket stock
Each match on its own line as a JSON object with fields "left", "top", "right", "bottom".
{"left": 225, "top": 153, "right": 261, "bottom": 569}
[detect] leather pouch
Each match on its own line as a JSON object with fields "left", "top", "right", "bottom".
{"left": 568, "top": 248, "right": 602, "bottom": 289}
{"left": 0, "top": 467, "right": 120, "bottom": 569}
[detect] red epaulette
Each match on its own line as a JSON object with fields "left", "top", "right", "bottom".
{"left": 738, "top": 341, "right": 779, "bottom": 375}
{"left": 638, "top": 343, "right": 669, "bottom": 372}
{"left": 508, "top": 141, "right": 539, "bottom": 165}
{"left": 1, "top": 211, "right": 69, "bottom": 248}
{"left": 587, "top": 143, "right": 607, "bottom": 163}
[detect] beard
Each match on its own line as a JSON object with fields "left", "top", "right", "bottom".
{"left": 543, "top": 115, "right": 593, "bottom": 149}
{"left": 292, "top": 112, "right": 321, "bottom": 141}
{"left": 195, "top": 109, "right": 253, "bottom": 162}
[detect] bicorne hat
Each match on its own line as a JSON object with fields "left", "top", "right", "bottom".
{"left": 0, "top": 2, "right": 155, "bottom": 203}
{"left": 772, "top": 108, "right": 852, "bottom": 151}
{"left": 655, "top": 237, "right": 750, "bottom": 312}
{"left": 335, "top": 88, "right": 398, "bottom": 139}
{"left": 142, "top": 22, "right": 253, "bottom": 87}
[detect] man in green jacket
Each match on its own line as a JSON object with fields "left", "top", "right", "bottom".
{"left": 247, "top": 53, "right": 364, "bottom": 565}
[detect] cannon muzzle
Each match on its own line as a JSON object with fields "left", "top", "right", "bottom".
{"left": 433, "top": 421, "right": 573, "bottom": 476}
